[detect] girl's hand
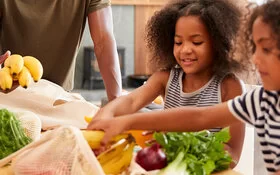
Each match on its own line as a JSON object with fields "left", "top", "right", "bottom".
{"left": 93, "top": 108, "right": 114, "bottom": 120}
{"left": 87, "top": 116, "right": 129, "bottom": 145}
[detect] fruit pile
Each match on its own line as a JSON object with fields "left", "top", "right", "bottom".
{"left": 0, "top": 54, "right": 43, "bottom": 90}
{"left": 84, "top": 116, "right": 153, "bottom": 149}
{"left": 82, "top": 130, "right": 136, "bottom": 175}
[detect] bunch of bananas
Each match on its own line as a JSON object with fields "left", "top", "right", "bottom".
{"left": 82, "top": 130, "right": 136, "bottom": 175}
{"left": 0, "top": 54, "right": 43, "bottom": 90}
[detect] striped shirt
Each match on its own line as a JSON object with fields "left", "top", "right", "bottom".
{"left": 164, "top": 68, "right": 226, "bottom": 132}
{"left": 228, "top": 87, "right": 280, "bottom": 173}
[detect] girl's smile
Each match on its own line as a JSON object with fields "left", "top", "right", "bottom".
{"left": 180, "top": 58, "right": 198, "bottom": 66}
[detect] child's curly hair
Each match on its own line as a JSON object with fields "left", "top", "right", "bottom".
{"left": 146, "top": 0, "right": 248, "bottom": 76}
{"left": 245, "top": 0, "right": 280, "bottom": 56}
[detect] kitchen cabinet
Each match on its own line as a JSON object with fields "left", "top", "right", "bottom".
{"left": 112, "top": 0, "right": 168, "bottom": 75}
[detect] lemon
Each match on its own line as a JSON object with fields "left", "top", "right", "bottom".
{"left": 84, "top": 116, "right": 93, "bottom": 123}
{"left": 153, "top": 96, "right": 163, "bottom": 105}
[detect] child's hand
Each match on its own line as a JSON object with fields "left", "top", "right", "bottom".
{"left": 93, "top": 107, "right": 114, "bottom": 120}
{"left": 87, "top": 117, "right": 128, "bottom": 145}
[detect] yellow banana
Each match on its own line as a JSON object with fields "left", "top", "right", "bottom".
{"left": 12, "top": 74, "right": 19, "bottom": 81}
{"left": 1, "top": 67, "right": 11, "bottom": 74}
{"left": 18, "top": 66, "right": 33, "bottom": 88}
{"left": 4, "top": 54, "right": 24, "bottom": 75}
{"left": 23, "top": 56, "right": 43, "bottom": 82}
{"left": 97, "top": 139, "right": 129, "bottom": 165}
{"left": 82, "top": 130, "right": 105, "bottom": 149}
{"left": 101, "top": 142, "right": 135, "bottom": 174}
{"left": 0, "top": 68, "right": 13, "bottom": 90}
{"left": 82, "top": 130, "right": 131, "bottom": 149}
{"left": 110, "top": 133, "right": 132, "bottom": 145}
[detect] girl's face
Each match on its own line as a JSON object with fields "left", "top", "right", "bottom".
{"left": 252, "top": 17, "right": 280, "bottom": 90}
{"left": 173, "top": 16, "right": 214, "bottom": 76}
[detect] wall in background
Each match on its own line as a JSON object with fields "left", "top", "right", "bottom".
{"left": 74, "top": 5, "right": 134, "bottom": 89}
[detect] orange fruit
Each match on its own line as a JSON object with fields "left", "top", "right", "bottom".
{"left": 127, "top": 130, "right": 153, "bottom": 148}
{"left": 153, "top": 96, "right": 163, "bottom": 105}
{"left": 84, "top": 116, "right": 93, "bottom": 123}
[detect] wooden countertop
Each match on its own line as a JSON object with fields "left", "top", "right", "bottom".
{"left": 0, "top": 165, "right": 13, "bottom": 175}
{"left": 213, "top": 169, "right": 242, "bottom": 175}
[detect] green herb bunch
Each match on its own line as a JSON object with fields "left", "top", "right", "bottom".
{"left": 154, "top": 128, "right": 232, "bottom": 175}
{"left": 0, "top": 109, "right": 32, "bottom": 159}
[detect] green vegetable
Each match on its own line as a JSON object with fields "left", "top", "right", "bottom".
{"left": 0, "top": 109, "right": 32, "bottom": 159}
{"left": 158, "top": 151, "right": 190, "bottom": 175}
{"left": 154, "top": 127, "right": 232, "bottom": 175}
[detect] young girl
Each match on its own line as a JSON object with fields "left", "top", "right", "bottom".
{"left": 89, "top": 0, "right": 248, "bottom": 167}
{"left": 88, "top": 0, "right": 280, "bottom": 174}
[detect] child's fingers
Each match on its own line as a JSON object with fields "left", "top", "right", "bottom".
{"left": 145, "top": 139, "right": 156, "bottom": 145}
{"left": 101, "top": 132, "right": 114, "bottom": 146}
{"left": 86, "top": 118, "right": 101, "bottom": 130}
{"left": 142, "top": 130, "right": 154, "bottom": 136}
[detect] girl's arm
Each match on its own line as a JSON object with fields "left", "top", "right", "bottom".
{"left": 221, "top": 75, "right": 245, "bottom": 168}
{"left": 87, "top": 102, "right": 241, "bottom": 144}
{"left": 90, "top": 71, "right": 169, "bottom": 119}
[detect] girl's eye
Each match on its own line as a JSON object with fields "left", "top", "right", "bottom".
{"left": 262, "top": 48, "right": 272, "bottom": 54}
{"left": 252, "top": 43, "right": 256, "bottom": 53}
{"left": 174, "top": 42, "right": 182, "bottom": 45}
{"left": 193, "top": 41, "right": 203, "bottom": 45}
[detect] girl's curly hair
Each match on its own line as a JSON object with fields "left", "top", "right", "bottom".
{"left": 145, "top": 0, "right": 249, "bottom": 77}
{"left": 245, "top": 0, "right": 280, "bottom": 55}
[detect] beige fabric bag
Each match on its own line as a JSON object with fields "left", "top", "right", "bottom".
{"left": 0, "top": 126, "right": 105, "bottom": 175}
{"left": 0, "top": 79, "right": 99, "bottom": 130}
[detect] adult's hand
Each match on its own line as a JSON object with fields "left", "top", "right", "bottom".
{"left": 0, "top": 50, "right": 11, "bottom": 64}
{"left": 0, "top": 50, "right": 19, "bottom": 93}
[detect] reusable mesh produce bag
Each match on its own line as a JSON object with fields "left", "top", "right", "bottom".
{"left": 9, "top": 126, "right": 104, "bottom": 175}
{"left": 0, "top": 79, "right": 99, "bottom": 130}
{"left": 15, "top": 110, "right": 41, "bottom": 141}
{"left": 0, "top": 109, "right": 41, "bottom": 164}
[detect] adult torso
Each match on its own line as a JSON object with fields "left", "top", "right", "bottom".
{"left": 0, "top": 0, "right": 102, "bottom": 90}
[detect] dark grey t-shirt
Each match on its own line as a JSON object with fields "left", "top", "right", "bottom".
{"left": 0, "top": 0, "right": 110, "bottom": 90}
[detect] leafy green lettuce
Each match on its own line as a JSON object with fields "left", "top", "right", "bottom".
{"left": 0, "top": 109, "right": 32, "bottom": 159}
{"left": 154, "top": 128, "right": 232, "bottom": 175}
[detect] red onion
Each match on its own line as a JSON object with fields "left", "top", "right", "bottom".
{"left": 135, "top": 143, "right": 167, "bottom": 171}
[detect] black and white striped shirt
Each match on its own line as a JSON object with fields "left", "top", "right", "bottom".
{"left": 164, "top": 68, "right": 227, "bottom": 132}
{"left": 228, "top": 87, "right": 280, "bottom": 173}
